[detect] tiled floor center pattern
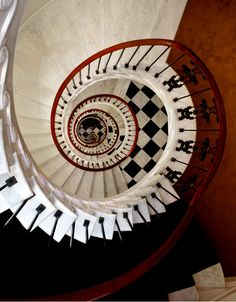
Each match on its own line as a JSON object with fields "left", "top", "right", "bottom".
{"left": 119, "top": 81, "right": 168, "bottom": 188}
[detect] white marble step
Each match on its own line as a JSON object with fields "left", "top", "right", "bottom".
{"left": 31, "top": 144, "right": 59, "bottom": 165}
{"left": 24, "top": 133, "right": 53, "bottom": 151}
{"left": 104, "top": 169, "right": 117, "bottom": 197}
{"left": 39, "top": 154, "right": 68, "bottom": 178}
{"left": 13, "top": 93, "right": 51, "bottom": 121}
{"left": 90, "top": 171, "right": 105, "bottom": 199}
{"left": 51, "top": 163, "right": 75, "bottom": 188}
{"left": 157, "top": 176, "right": 180, "bottom": 205}
{"left": 168, "top": 263, "right": 226, "bottom": 301}
{"left": 61, "top": 168, "right": 85, "bottom": 196}
{"left": 14, "top": 177, "right": 55, "bottom": 230}
{"left": 145, "top": 187, "right": 166, "bottom": 215}
{"left": 0, "top": 153, "right": 33, "bottom": 213}
{"left": 16, "top": 115, "right": 49, "bottom": 135}
{"left": 38, "top": 199, "right": 77, "bottom": 242}
{"left": 112, "top": 79, "right": 131, "bottom": 99}
{"left": 91, "top": 211, "right": 116, "bottom": 240}
{"left": 110, "top": 207, "right": 134, "bottom": 232}
{"left": 168, "top": 286, "right": 199, "bottom": 301}
{"left": 193, "top": 263, "right": 225, "bottom": 290}
{"left": 127, "top": 198, "right": 151, "bottom": 224}
{"left": 75, "top": 170, "right": 94, "bottom": 199}
{"left": 72, "top": 208, "right": 97, "bottom": 244}
{"left": 112, "top": 165, "right": 128, "bottom": 193}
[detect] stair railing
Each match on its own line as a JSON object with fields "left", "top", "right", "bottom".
{"left": 0, "top": 3, "right": 226, "bottom": 299}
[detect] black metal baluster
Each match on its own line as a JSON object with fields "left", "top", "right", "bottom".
{"left": 98, "top": 217, "right": 106, "bottom": 248}
{"left": 83, "top": 219, "right": 90, "bottom": 243}
{"left": 133, "top": 205, "right": 148, "bottom": 227}
{"left": 58, "top": 104, "right": 64, "bottom": 110}
{"left": 61, "top": 96, "right": 68, "bottom": 104}
{"left": 0, "top": 176, "right": 17, "bottom": 191}
{"left": 115, "top": 218, "right": 122, "bottom": 241}
{"left": 79, "top": 70, "right": 83, "bottom": 85}
{"left": 56, "top": 112, "right": 62, "bottom": 118}
{"left": 65, "top": 86, "right": 72, "bottom": 96}
{"left": 133, "top": 45, "right": 154, "bottom": 70}
{"left": 179, "top": 128, "right": 219, "bottom": 132}
{"left": 123, "top": 212, "right": 133, "bottom": 230}
{"left": 48, "top": 210, "right": 63, "bottom": 247}
{"left": 28, "top": 204, "right": 46, "bottom": 232}
{"left": 145, "top": 46, "right": 170, "bottom": 71}
{"left": 151, "top": 193, "right": 166, "bottom": 208}
{"left": 125, "top": 46, "right": 140, "bottom": 68}
{"left": 113, "top": 48, "right": 125, "bottom": 70}
{"left": 103, "top": 52, "right": 113, "bottom": 73}
{"left": 155, "top": 54, "right": 185, "bottom": 78}
{"left": 171, "top": 157, "right": 208, "bottom": 172}
{"left": 157, "top": 183, "right": 180, "bottom": 201}
{"left": 4, "top": 194, "right": 35, "bottom": 227}
{"left": 69, "top": 221, "right": 75, "bottom": 249}
{"left": 72, "top": 77, "right": 77, "bottom": 89}
{"left": 173, "top": 88, "right": 211, "bottom": 102}
{"left": 87, "top": 64, "right": 91, "bottom": 80}
{"left": 112, "top": 212, "right": 122, "bottom": 241}
{"left": 95, "top": 57, "right": 102, "bottom": 74}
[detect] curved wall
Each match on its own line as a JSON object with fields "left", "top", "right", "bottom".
{"left": 174, "top": 0, "right": 236, "bottom": 276}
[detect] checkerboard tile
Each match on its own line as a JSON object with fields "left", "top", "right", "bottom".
{"left": 119, "top": 81, "right": 168, "bottom": 188}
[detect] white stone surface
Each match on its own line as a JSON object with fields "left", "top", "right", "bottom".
{"left": 111, "top": 207, "right": 133, "bottom": 232}
{"left": 90, "top": 171, "right": 105, "bottom": 199}
{"left": 38, "top": 199, "right": 77, "bottom": 242}
{"left": 16, "top": 177, "right": 55, "bottom": 229}
{"left": 0, "top": 152, "right": 33, "bottom": 213}
{"left": 146, "top": 187, "right": 166, "bottom": 215}
{"left": 73, "top": 208, "right": 97, "bottom": 243}
{"left": 61, "top": 168, "right": 84, "bottom": 195}
{"left": 168, "top": 285, "right": 199, "bottom": 301}
{"left": 104, "top": 169, "right": 117, "bottom": 197}
{"left": 157, "top": 175, "right": 180, "bottom": 204}
{"left": 91, "top": 211, "right": 116, "bottom": 240}
{"left": 193, "top": 263, "right": 226, "bottom": 289}
{"left": 128, "top": 198, "right": 151, "bottom": 224}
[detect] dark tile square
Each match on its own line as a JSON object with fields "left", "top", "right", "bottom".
{"left": 123, "top": 160, "right": 142, "bottom": 178}
{"left": 108, "top": 126, "right": 113, "bottom": 133}
{"left": 126, "top": 82, "right": 140, "bottom": 99}
{"left": 162, "top": 143, "right": 167, "bottom": 150}
{"left": 142, "top": 101, "right": 159, "bottom": 118}
{"left": 127, "top": 179, "right": 137, "bottom": 188}
{"left": 142, "top": 120, "right": 160, "bottom": 138}
{"left": 143, "top": 140, "right": 160, "bottom": 157}
{"left": 130, "top": 145, "right": 141, "bottom": 158}
{"left": 141, "top": 85, "right": 155, "bottom": 99}
{"left": 120, "top": 135, "right": 125, "bottom": 141}
{"left": 128, "top": 100, "right": 140, "bottom": 114}
{"left": 143, "top": 159, "right": 156, "bottom": 173}
{"left": 161, "top": 106, "right": 167, "bottom": 115}
{"left": 161, "top": 122, "right": 168, "bottom": 135}
{"left": 97, "top": 124, "right": 103, "bottom": 130}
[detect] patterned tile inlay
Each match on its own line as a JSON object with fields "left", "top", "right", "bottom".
{"left": 120, "top": 81, "right": 168, "bottom": 188}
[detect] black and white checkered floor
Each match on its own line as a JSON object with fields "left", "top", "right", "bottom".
{"left": 119, "top": 81, "right": 168, "bottom": 188}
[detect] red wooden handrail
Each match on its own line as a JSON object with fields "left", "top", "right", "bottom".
{"left": 46, "top": 39, "right": 226, "bottom": 301}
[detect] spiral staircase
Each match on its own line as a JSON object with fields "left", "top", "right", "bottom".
{"left": 0, "top": 0, "right": 228, "bottom": 300}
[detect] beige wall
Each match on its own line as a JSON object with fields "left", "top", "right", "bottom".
{"left": 20, "top": 0, "right": 52, "bottom": 26}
